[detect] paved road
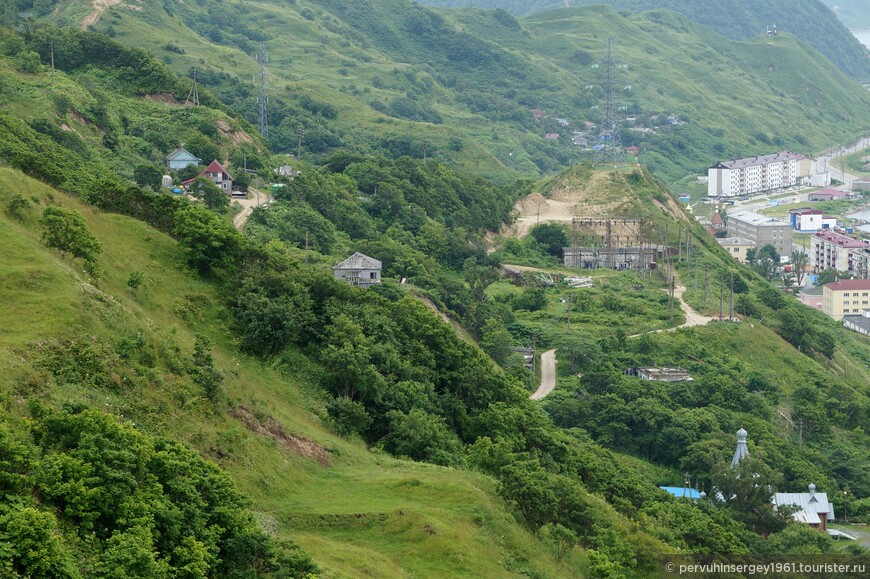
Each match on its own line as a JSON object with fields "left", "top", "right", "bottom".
{"left": 233, "top": 188, "right": 269, "bottom": 231}
{"left": 530, "top": 349, "right": 557, "bottom": 401}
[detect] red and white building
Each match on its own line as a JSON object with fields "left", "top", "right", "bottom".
{"left": 810, "top": 230, "right": 870, "bottom": 274}
{"left": 787, "top": 208, "right": 836, "bottom": 232}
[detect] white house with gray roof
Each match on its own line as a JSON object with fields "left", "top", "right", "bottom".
{"left": 333, "top": 252, "right": 382, "bottom": 289}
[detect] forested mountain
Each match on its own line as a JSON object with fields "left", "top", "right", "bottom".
{"left": 14, "top": 0, "right": 869, "bottom": 187}
{"left": 416, "top": 0, "right": 870, "bottom": 81}
{"left": 822, "top": 0, "right": 870, "bottom": 29}
{"left": 2, "top": 4, "right": 870, "bottom": 577}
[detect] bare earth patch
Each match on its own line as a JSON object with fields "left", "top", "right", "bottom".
{"left": 216, "top": 120, "right": 254, "bottom": 145}
{"left": 230, "top": 406, "right": 331, "bottom": 467}
{"left": 81, "top": 0, "right": 141, "bottom": 28}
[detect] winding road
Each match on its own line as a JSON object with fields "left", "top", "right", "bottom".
{"left": 529, "top": 349, "right": 557, "bottom": 401}
{"left": 233, "top": 188, "right": 269, "bottom": 231}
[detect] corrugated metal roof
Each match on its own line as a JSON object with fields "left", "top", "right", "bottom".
{"left": 774, "top": 491, "right": 835, "bottom": 521}
{"left": 333, "top": 252, "right": 382, "bottom": 271}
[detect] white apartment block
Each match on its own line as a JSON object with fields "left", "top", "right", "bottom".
{"left": 707, "top": 151, "right": 807, "bottom": 198}
{"left": 810, "top": 230, "right": 870, "bottom": 275}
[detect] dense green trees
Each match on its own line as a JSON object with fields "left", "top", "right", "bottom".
{"left": 0, "top": 406, "right": 316, "bottom": 577}
{"left": 173, "top": 204, "right": 241, "bottom": 272}
{"left": 39, "top": 205, "right": 101, "bottom": 273}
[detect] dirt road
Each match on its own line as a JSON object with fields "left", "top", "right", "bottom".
{"left": 233, "top": 188, "right": 268, "bottom": 232}
{"left": 530, "top": 349, "right": 557, "bottom": 400}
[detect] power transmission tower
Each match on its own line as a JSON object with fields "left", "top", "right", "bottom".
{"left": 594, "top": 37, "right": 625, "bottom": 166}
{"left": 256, "top": 44, "right": 269, "bottom": 139}
{"left": 185, "top": 67, "right": 199, "bottom": 106}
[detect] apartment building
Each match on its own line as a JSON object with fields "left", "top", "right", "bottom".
{"left": 707, "top": 151, "right": 807, "bottom": 198}
{"left": 717, "top": 237, "right": 755, "bottom": 263}
{"left": 725, "top": 210, "right": 792, "bottom": 256}
{"left": 810, "top": 230, "right": 870, "bottom": 274}
{"left": 823, "top": 279, "right": 870, "bottom": 320}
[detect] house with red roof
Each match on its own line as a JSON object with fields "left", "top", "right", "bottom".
{"left": 198, "top": 160, "right": 233, "bottom": 194}
{"left": 808, "top": 188, "right": 849, "bottom": 202}
{"left": 625, "top": 145, "right": 640, "bottom": 156}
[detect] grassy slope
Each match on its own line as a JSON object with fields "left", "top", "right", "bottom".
{"left": 0, "top": 168, "right": 579, "bottom": 577}
{"left": 44, "top": 1, "right": 870, "bottom": 185}
{"left": 418, "top": 0, "right": 870, "bottom": 81}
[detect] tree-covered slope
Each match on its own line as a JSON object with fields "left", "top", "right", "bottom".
{"left": 416, "top": 0, "right": 870, "bottom": 81}
{"left": 822, "top": 0, "right": 870, "bottom": 29}
{"left": 21, "top": 0, "right": 870, "bottom": 188}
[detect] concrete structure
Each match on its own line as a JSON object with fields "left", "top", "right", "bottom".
{"left": 626, "top": 367, "right": 693, "bottom": 382}
{"left": 725, "top": 211, "right": 792, "bottom": 256}
{"left": 332, "top": 252, "right": 382, "bottom": 289}
{"left": 843, "top": 310, "right": 870, "bottom": 336}
{"left": 854, "top": 177, "right": 870, "bottom": 192}
{"left": 707, "top": 151, "right": 807, "bottom": 198}
{"left": 718, "top": 237, "right": 755, "bottom": 263}
{"left": 788, "top": 208, "right": 836, "bottom": 232}
{"left": 773, "top": 484, "right": 834, "bottom": 531}
{"left": 275, "top": 164, "right": 299, "bottom": 178}
{"left": 810, "top": 230, "right": 870, "bottom": 273}
{"left": 822, "top": 278, "right": 870, "bottom": 320}
{"left": 198, "top": 160, "right": 233, "bottom": 194}
{"left": 165, "top": 147, "right": 202, "bottom": 171}
{"left": 809, "top": 188, "right": 848, "bottom": 202}
{"left": 563, "top": 246, "right": 659, "bottom": 271}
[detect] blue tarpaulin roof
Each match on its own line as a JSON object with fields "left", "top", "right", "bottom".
{"left": 659, "top": 486, "right": 702, "bottom": 499}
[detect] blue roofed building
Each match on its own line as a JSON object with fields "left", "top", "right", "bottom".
{"left": 659, "top": 487, "right": 703, "bottom": 499}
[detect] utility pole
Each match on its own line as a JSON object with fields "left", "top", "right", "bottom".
{"left": 423, "top": 139, "right": 428, "bottom": 162}
{"left": 703, "top": 264, "right": 708, "bottom": 309}
{"left": 297, "top": 127, "right": 303, "bottom": 160}
{"left": 530, "top": 333, "right": 537, "bottom": 392}
{"left": 678, "top": 223, "right": 683, "bottom": 262}
{"left": 567, "top": 292, "right": 572, "bottom": 333}
{"left": 305, "top": 230, "right": 309, "bottom": 263}
{"left": 50, "top": 42, "right": 55, "bottom": 86}
{"left": 729, "top": 274, "right": 734, "bottom": 321}
{"left": 719, "top": 274, "right": 724, "bottom": 321}
{"left": 256, "top": 44, "right": 269, "bottom": 139}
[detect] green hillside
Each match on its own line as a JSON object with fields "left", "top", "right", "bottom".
{"left": 2, "top": 10, "right": 870, "bottom": 578}
{"left": 18, "top": 0, "right": 870, "bottom": 187}
{"left": 416, "top": 0, "right": 870, "bottom": 81}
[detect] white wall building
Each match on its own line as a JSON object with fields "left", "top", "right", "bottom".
{"left": 707, "top": 151, "right": 807, "bottom": 198}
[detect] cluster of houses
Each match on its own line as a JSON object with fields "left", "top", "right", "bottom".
{"left": 163, "top": 146, "right": 300, "bottom": 198}
{"left": 660, "top": 429, "right": 846, "bottom": 536}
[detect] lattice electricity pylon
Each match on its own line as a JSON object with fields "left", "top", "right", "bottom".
{"left": 594, "top": 37, "right": 625, "bottom": 166}
{"left": 185, "top": 68, "right": 199, "bottom": 106}
{"left": 256, "top": 44, "right": 269, "bottom": 139}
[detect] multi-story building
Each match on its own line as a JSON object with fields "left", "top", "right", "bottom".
{"left": 717, "top": 237, "right": 755, "bottom": 263}
{"left": 725, "top": 211, "right": 792, "bottom": 256}
{"left": 810, "top": 230, "right": 870, "bottom": 274}
{"left": 707, "top": 151, "right": 808, "bottom": 198}
{"left": 822, "top": 279, "right": 870, "bottom": 320}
